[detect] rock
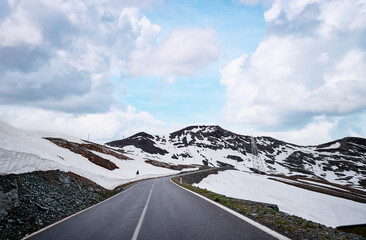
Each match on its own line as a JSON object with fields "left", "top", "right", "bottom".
{"left": 35, "top": 203, "right": 48, "bottom": 211}
{"left": 0, "top": 179, "right": 19, "bottom": 220}
{"left": 58, "top": 173, "right": 70, "bottom": 186}
{"left": 43, "top": 197, "right": 53, "bottom": 204}
{"left": 264, "top": 203, "right": 279, "bottom": 211}
{"left": 0, "top": 170, "right": 113, "bottom": 240}
{"left": 17, "top": 218, "right": 24, "bottom": 224}
{"left": 216, "top": 161, "right": 235, "bottom": 168}
{"left": 227, "top": 155, "right": 244, "bottom": 162}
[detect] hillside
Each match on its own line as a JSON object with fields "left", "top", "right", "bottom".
{"left": 106, "top": 125, "right": 366, "bottom": 188}
{"left": 0, "top": 121, "right": 178, "bottom": 190}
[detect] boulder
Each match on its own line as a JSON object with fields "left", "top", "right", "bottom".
{"left": 0, "top": 179, "right": 19, "bottom": 220}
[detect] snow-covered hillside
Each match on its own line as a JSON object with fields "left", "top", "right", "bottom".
{"left": 0, "top": 121, "right": 177, "bottom": 189}
{"left": 194, "top": 170, "right": 366, "bottom": 228}
{"left": 106, "top": 125, "right": 366, "bottom": 188}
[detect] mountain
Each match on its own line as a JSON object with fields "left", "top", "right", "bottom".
{"left": 0, "top": 121, "right": 178, "bottom": 190}
{"left": 106, "top": 125, "right": 366, "bottom": 188}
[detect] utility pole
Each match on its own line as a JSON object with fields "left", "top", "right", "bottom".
{"left": 251, "top": 136, "right": 266, "bottom": 174}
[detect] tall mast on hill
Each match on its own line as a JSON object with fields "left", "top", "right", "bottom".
{"left": 251, "top": 136, "right": 266, "bottom": 174}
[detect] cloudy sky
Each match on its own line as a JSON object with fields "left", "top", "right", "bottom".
{"left": 0, "top": 0, "right": 366, "bottom": 145}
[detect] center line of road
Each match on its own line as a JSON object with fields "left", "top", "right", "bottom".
{"left": 131, "top": 181, "right": 155, "bottom": 240}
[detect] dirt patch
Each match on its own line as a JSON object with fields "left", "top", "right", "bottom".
{"left": 144, "top": 159, "right": 198, "bottom": 170}
{"left": 81, "top": 142, "right": 131, "bottom": 160}
{"left": 337, "top": 224, "right": 366, "bottom": 237}
{"left": 45, "top": 138, "right": 119, "bottom": 170}
{"left": 268, "top": 175, "right": 366, "bottom": 203}
{"left": 178, "top": 167, "right": 233, "bottom": 185}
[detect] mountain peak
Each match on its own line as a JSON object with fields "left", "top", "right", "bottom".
{"left": 174, "top": 125, "right": 223, "bottom": 132}
{"left": 169, "top": 125, "right": 231, "bottom": 139}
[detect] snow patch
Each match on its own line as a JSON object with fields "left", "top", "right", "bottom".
{"left": 194, "top": 170, "right": 366, "bottom": 228}
{"left": 318, "top": 142, "right": 340, "bottom": 149}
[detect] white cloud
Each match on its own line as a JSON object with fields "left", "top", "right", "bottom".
{"left": 129, "top": 27, "right": 221, "bottom": 80}
{"left": 263, "top": 0, "right": 366, "bottom": 34}
{"left": 318, "top": 0, "right": 366, "bottom": 32}
{"left": 0, "top": 7, "right": 42, "bottom": 46}
{"left": 0, "top": 0, "right": 220, "bottom": 113}
{"left": 260, "top": 116, "right": 338, "bottom": 145}
{"left": 0, "top": 106, "right": 181, "bottom": 143}
{"left": 0, "top": 1, "right": 164, "bottom": 113}
{"left": 221, "top": 0, "right": 366, "bottom": 131}
{"left": 264, "top": 0, "right": 321, "bottom": 22}
{"left": 338, "top": 111, "right": 366, "bottom": 140}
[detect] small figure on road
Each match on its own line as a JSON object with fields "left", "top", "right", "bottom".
{"left": 136, "top": 170, "right": 139, "bottom": 175}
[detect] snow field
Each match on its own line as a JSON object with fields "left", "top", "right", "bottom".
{"left": 194, "top": 170, "right": 366, "bottom": 228}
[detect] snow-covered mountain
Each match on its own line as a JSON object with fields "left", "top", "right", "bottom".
{"left": 1, "top": 121, "right": 365, "bottom": 190}
{"left": 106, "top": 125, "right": 366, "bottom": 188}
{"left": 0, "top": 121, "right": 178, "bottom": 190}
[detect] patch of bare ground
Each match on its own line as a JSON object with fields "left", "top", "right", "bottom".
{"left": 268, "top": 175, "right": 366, "bottom": 203}
{"left": 45, "top": 138, "right": 120, "bottom": 170}
{"left": 337, "top": 224, "right": 366, "bottom": 237}
{"left": 81, "top": 141, "right": 131, "bottom": 160}
{"left": 144, "top": 159, "right": 199, "bottom": 170}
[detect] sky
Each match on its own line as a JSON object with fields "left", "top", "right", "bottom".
{"left": 0, "top": 0, "right": 366, "bottom": 145}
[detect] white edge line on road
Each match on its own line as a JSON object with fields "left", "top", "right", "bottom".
{"left": 170, "top": 178, "right": 291, "bottom": 240}
{"left": 131, "top": 181, "right": 155, "bottom": 240}
{"left": 23, "top": 183, "right": 139, "bottom": 240}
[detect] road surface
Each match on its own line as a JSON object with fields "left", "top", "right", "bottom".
{"left": 26, "top": 177, "right": 278, "bottom": 240}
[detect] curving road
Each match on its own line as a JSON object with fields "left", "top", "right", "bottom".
{"left": 25, "top": 177, "right": 280, "bottom": 240}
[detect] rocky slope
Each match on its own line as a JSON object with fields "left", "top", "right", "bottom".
{"left": 106, "top": 125, "right": 366, "bottom": 188}
{"left": 0, "top": 170, "right": 120, "bottom": 240}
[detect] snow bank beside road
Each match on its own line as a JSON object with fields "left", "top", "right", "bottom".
{"left": 0, "top": 121, "right": 177, "bottom": 189}
{"left": 194, "top": 170, "right": 366, "bottom": 227}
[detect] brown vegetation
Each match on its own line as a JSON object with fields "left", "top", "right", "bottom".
{"left": 45, "top": 138, "right": 119, "bottom": 170}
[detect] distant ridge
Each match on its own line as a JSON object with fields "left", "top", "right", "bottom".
{"left": 106, "top": 125, "right": 366, "bottom": 189}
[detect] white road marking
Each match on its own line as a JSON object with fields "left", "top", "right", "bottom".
{"left": 23, "top": 183, "right": 139, "bottom": 240}
{"left": 131, "top": 181, "right": 155, "bottom": 240}
{"left": 170, "top": 179, "right": 291, "bottom": 240}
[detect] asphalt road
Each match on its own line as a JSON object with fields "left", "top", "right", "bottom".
{"left": 26, "top": 177, "right": 278, "bottom": 240}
